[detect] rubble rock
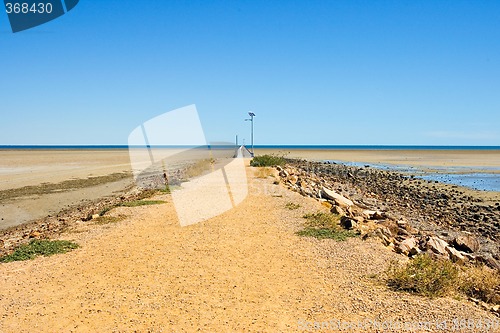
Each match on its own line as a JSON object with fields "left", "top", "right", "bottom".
{"left": 426, "top": 236, "right": 449, "bottom": 256}
{"left": 279, "top": 169, "right": 289, "bottom": 178}
{"left": 361, "top": 210, "right": 377, "bottom": 219}
{"left": 340, "top": 216, "right": 357, "bottom": 230}
{"left": 321, "top": 187, "right": 354, "bottom": 208}
{"left": 409, "top": 246, "right": 422, "bottom": 256}
{"left": 289, "top": 175, "right": 299, "bottom": 185}
{"left": 396, "top": 237, "right": 418, "bottom": 256}
{"left": 476, "top": 255, "right": 500, "bottom": 271}
{"left": 29, "top": 231, "right": 42, "bottom": 238}
{"left": 453, "top": 235, "right": 480, "bottom": 253}
{"left": 331, "top": 205, "right": 345, "bottom": 216}
{"left": 445, "top": 246, "right": 466, "bottom": 264}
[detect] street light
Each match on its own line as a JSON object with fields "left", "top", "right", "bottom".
{"left": 245, "top": 112, "right": 255, "bottom": 157}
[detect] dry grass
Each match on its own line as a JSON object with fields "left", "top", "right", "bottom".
{"left": 386, "top": 254, "right": 500, "bottom": 304}
{"left": 285, "top": 202, "right": 301, "bottom": 210}
{"left": 92, "top": 215, "right": 126, "bottom": 225}
{"left": 386, "top": 254, "right": 459, "bottom": 297}
{"left": 303, "top": 212, "right": 340, "bottom": 228}
{"left": 459, "top": 265, "right": 500, "bottom": 304}
{"left": 255, "top": 167, "right": 275, "bottom": 179}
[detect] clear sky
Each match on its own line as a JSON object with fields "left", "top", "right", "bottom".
{"left": 1, "top": 1, "right": 499, "bottom": 146}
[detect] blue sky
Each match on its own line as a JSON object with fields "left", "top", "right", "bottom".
{"left": 1, "top": 1, "right": 499, "bottom": 145}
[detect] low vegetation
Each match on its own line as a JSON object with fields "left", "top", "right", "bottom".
{"left": 460, "top": 265, "right": 500, "bottom": 304}
{"left": 98, "top": 199, "right": 166, "bottom": 217}
{"left": 386, "top": 254, "right": 459, "bottom": 297}
{"left": 285, "top": 202, "right": 301, "bottom": 210}
{"left": 250, "top": 154, "right": 286, "bottom": 167}
{"left": 119, "top": 200, "right": 166, "bottom": 207}
{"left": 386, "top": 254, "right": 500, "bottom": 303}
{"left": 92, "top": 215, "right": 126, "bottom": 225}
{"left": 0, "top": 239, "right": 79, "bottom": 263}
{"left": 296, "top": 212, "right": 358, "bottom": 241}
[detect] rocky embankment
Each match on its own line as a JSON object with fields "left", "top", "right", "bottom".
{"left": 277, "top": 159, "right": 500, "bottom": 271}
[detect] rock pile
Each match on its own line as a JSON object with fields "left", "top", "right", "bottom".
{"left": 276, "top": 161, "right": 500, "bottom": 271}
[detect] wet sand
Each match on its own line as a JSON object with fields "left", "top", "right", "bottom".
{"left": 0, "top": 149, "right": 132, "bottom": 191}
{"left": 0, "top": 150, "right": 133, "bottom": 230}
{"left": 256, "top": 148, "right": 500, "bottom": 170}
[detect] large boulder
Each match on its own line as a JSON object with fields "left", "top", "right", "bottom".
{"left": 321, "top": 187, "right": 354, "bottom": 208}
{"left": 476, "top": 255, "right": 500, "bottom": 271}
{"left": 446, "top": 246, "right": 466, "bottom": 264}
{"left": 340, "top": 216, "right": 357, "bottom": 230}
{"left": 396, "top": 237, "right": 418, "bottom": 256}
{"left": 331, "top": 205, "right": 345, "bottom": 216}
{"left": 453, "top": 235, "right": 480, "bottom": 253}
{"left": 279, "top": 169, "right": 289, "bottom": 178}
{"left": 426, "top": 236, "right": 449, "bottom": 256}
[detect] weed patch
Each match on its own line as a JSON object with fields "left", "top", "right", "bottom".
{"left": 92, "top": 215, "right": 126, "bottom": 225}
{"left": 120, "top": 200, "right": 166, "bottom": 207}
{"left": 285, "top": 202, "right": 301, "bottom": 210}
{"left": 386, "top": 254, "right": 459, "bottom": 297}
{"left": 0, "top": 240, "right": 79, "bottom": 263}
{"left": 297, "top": 212, "right": 357, "bottom": 241}
{"left": 250, "top": 154, "right": 285, "bottom": 167}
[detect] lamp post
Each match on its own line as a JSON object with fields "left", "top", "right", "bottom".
{"left": 245, "top": 112, "right": 255, "bottom": 157}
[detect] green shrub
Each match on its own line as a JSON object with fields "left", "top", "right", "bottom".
{"left": 386, "top": 254, "right": 459, "bottom": 297}
{"left": 296, "top": 228, "right": 357, "bottom": 241}
{"left": 0, "top": 240, "right": 79, "bottom": 263}
{"left": 250, "top": 154, "right": 285, "bottom": 167}
{"left": 303, "top": 212, "right": 339, "bottom": 228}
{"left": 296, "top": 212, "right": 357, "bottom": 241}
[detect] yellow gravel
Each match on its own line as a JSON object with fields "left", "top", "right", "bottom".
{"left": 0, "top": 166, "right": 498, "bottom": 332}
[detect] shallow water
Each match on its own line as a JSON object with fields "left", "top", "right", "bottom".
{"left": 326, "top": 160, "right": 500, "bottom": 192}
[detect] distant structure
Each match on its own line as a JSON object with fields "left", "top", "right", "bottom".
{"left": 245, "top": 112, "right": 256, "bottom": 157}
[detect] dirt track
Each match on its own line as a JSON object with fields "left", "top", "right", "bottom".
{"left": 0, "top": 167, "right": 498, "bottom": 332}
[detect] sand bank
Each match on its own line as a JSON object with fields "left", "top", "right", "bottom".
{"left": 256, "top": 148, "right": 500, "bottom": 170}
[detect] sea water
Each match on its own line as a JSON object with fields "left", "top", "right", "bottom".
{"left": 325, "top": 160, "right": 500, "bottom": 192}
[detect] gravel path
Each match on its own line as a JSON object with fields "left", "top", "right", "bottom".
{"left": 0, "top": 166, "right": 498, "bottom": 332}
